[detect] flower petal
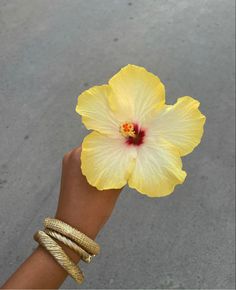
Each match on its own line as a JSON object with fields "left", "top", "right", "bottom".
{"left": 151, "top": 96, "right": 206, "bottom": 156}
{"left": 128, "top": 137, "right": 187, "bottom": 197}
{"left": 81, "top": 131, "right": 137, "bottom": 190}
{"left": 76, "top": 85, "right": 120, "bottom": 136}
{"left": 108, "top": 64, "right": 165, "bottom": 125}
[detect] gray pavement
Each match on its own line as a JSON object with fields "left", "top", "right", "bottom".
{"left": 0, "top": 0, "right": 235, "bottom": 289}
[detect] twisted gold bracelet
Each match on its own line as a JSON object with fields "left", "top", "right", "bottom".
{"left": 34, "top": 230, "right": 84, "bottom": 284}
{"left": 44, "top": 228, "right": 93, "bottom": 263}
{"left": 44, "top": 217, "right": 100, "bottom": 255}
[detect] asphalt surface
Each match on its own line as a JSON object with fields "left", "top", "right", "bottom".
{"left": 0, "top": 0, "right": 235, "bottom": 289}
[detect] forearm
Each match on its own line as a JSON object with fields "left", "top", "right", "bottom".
{"left": 1, "top": 200, "right": 117, "bottom": 289}
{"left": 1, "top": 216, "right": 100, "bottom": 289}
{"left": 1, "top": 218, "right": 99, "bottom": 289}
{"left": 1, "top": 244, "right": 79, "bottom": 289}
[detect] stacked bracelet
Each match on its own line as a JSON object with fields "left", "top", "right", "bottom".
{"left": 44, "top": 228, "right": 93, "bottom": 263}
{"left": 34, "top": 230, "right": 84, "bottom": 284}
{"left": 33, "top": 217, "right": 100, "bottom": 284}
{"left": 44, "top": 218, "right": 100, "bottom": 255}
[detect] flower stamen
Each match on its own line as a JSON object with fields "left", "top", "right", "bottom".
{"left": 120, "top": 122, "right": 136, "bottom": 138}
{"left": 120, "top": 122, "right": 145, "bottom": 146}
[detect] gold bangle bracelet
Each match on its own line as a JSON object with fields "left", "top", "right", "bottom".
{"left": 44, "top": 217, "right": 100, "bottom": 255}
{"left": 44, "top": 229, "right": 93, "bottom": 263}
{"left": 34, "top": 230, "right": 84, "bottom": 284}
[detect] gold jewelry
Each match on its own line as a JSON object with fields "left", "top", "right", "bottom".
{"left": 34, "top": 230, "right": 84, "bottom": 284}
{"left": 44, "top": 228, "right": 93, "bottom": 263}
{"left": 44, "top": 217, "right": 100, "bottom": 255}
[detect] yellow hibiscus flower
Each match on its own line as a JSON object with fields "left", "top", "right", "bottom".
{"left": 76, "top": 64, "right": 206, "bottom": 197}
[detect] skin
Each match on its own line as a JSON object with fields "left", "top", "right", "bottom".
{"left": 1, "top": 147, "right": 121, "bottom": 289}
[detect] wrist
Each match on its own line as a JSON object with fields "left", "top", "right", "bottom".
{"left": 54, "top": 212, "right": 101, "bottom": 240}
{"left": 55, "top": 201, "right": 117, "bottom": 239}
{"left": 37, "top": 242, "right": 80, "bottom": 265}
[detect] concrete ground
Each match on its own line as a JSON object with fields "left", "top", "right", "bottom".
{"left": 0, "top": 0, "right": 235, "bottom": 289}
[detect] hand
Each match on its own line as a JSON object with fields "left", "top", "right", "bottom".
{"left": 55, "top": 147, "right": 122, "bottom": 240}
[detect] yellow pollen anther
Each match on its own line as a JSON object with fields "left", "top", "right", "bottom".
{"left": 120, "top": 122, "right": 136, "bottom": 138}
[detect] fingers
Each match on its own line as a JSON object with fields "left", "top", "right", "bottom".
{"left": 63, "top": 146, "right": 82, "bottom": 163}
{"left": 62, "top": 147, "right": 83, "bottom": 175}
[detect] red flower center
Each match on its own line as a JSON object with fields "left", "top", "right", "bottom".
{"left": 120, "top": 122, "right": 145, "bottom": 146}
